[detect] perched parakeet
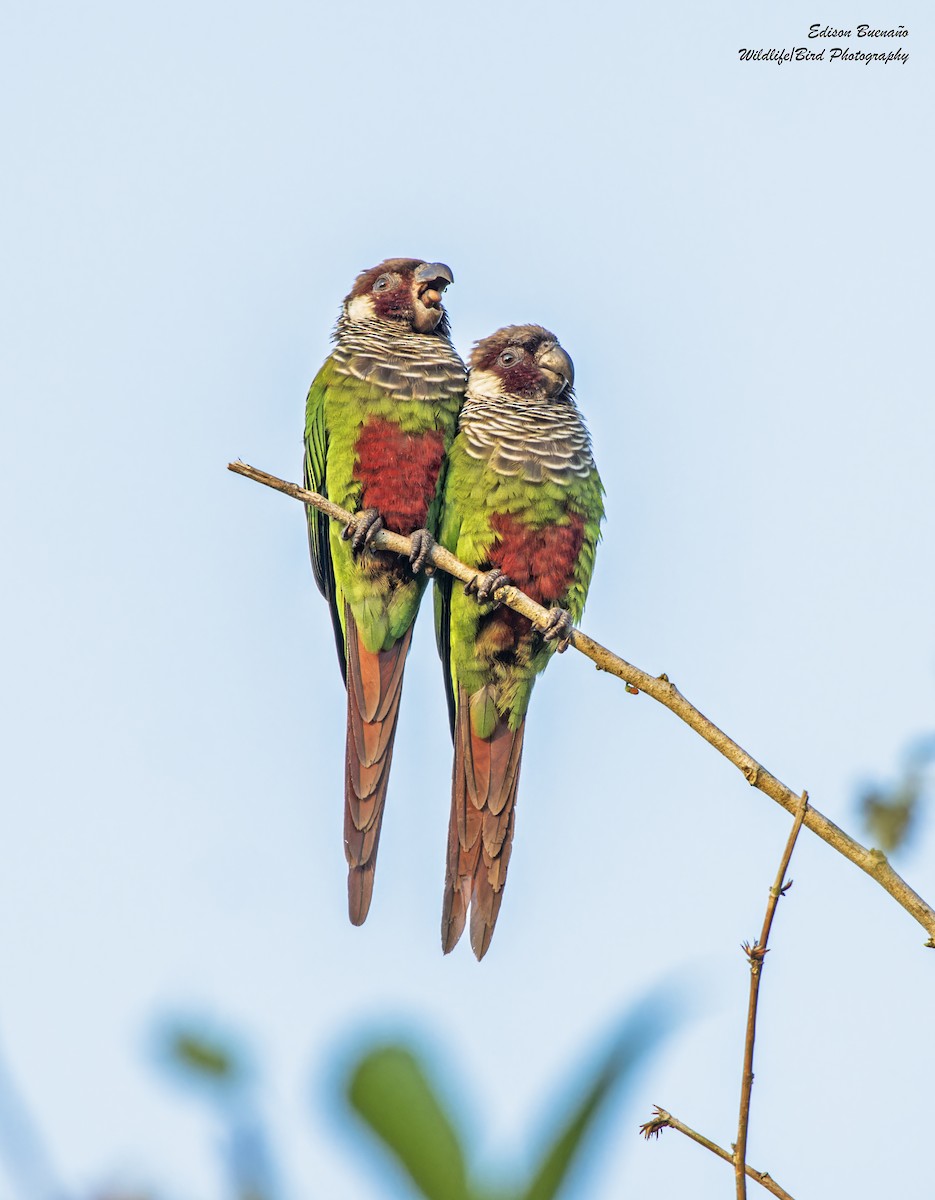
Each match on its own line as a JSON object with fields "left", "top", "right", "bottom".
{"left": 434, "top": 325, "right": 604, "bottom": 959}
{"left": 304, "top": 258, "right": 466, "bottom": 925}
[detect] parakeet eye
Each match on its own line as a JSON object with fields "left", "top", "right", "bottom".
{"left": 498, "top": 349, "right": 522, "bottom": 367}
{"left": 373, "top": 274, "right": 392, "bottom": 292}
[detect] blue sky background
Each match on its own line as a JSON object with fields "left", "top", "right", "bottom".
{"left": 2, "top": 1, "right": 933, "bottom": 1197}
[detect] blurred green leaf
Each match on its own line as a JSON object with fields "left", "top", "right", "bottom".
{"left": 345, "top": 999, "right": 673, "bottom": 1200}
{"left": 347, "top": 1044, "right": 472, "bottom": 1200}
{"left": 520, "top": 1004, "right": 670, "bottom": 1200}
{"left": 859, "top": 732, "right": 934, "bottom": 854}
{"left": 170, "top": 1031, "right": 239, "bottom": 1084}
{"left": 860, "top": 782, "right": 918, "bottom": 853}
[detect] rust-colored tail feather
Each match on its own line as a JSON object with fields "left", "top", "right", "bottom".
{"left": 442, "top": 686, "right": 524, "bottom": 959}
{"left": 344, "top": 606, "right": 412, "bottom": 925}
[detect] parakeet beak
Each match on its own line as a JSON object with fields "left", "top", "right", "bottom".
{"left": 412, "top": 262, "right": 454, "bottom": 331}
{"left": 414, "top": 262, "right": 453, "bottom": 306}
{"left": 536, "top": 343, "right": 575, "bottom": 396}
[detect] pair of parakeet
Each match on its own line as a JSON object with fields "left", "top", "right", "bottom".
{"left": 303, "top": 258, "right": 604, "bottom": 959}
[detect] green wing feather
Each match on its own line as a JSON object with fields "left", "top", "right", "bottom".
{"left": 304, "top": 363, "right": 347, "bottom": 680}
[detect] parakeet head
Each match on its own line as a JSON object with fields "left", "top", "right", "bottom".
{"left": 468, "top": 325, "right": 575, "bottom": 402}
{"left": 343, "top": 258, "right": 454, "bottom": 335}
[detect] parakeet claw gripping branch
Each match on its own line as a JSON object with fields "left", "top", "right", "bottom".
{"left": 304, "top": 259, "right": 466, "bottom": 925}
{"left": 434, "top": 325, "right": 604, "bottom": 959}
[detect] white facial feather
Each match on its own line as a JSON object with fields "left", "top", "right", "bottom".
{"left": 345, "top": 294, "right": 376, "bottom": 322}
{"left": 465, "top": 368, "right": 504, "bottom": 400}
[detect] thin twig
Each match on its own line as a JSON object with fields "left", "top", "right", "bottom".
{"left": 640, "top": 1108, "right": 794, "bottom": 1200}
{"left": 228, "top": 460, "right": 935, "bottom": 946}
{"left": 734, "top": 793, "right": 809, "bottom": 1198}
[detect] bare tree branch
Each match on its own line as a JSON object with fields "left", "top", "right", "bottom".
{"left": 640, "top": 1107, "right": 794, "bottom": 1200}
{"left": 734, "top": 794, "right": 809, "bottom": 1198}
{"left": 228, "top": 460, "right": 935, "bottom": 946}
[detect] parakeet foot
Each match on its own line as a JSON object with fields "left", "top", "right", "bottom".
{"left": 542, "top": 606, "right": 574, "bottom": 653}
{"left": 342, "top": 508, "right": 385, "bottom": 553}
{"left": 465, "top": 569, "right": 511, "bottom": 605}
{"left": 408, "top": 528, "right": 436, "bottom": 575}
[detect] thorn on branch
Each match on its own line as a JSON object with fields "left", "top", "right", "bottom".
{"left": 780, "top": 879, "right": 794, "bottom": 896}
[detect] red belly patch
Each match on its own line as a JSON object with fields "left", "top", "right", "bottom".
{"left": 354, "top": 419, "right": 446, "bottom": 534}
{"left": 489, "top": 512, "right": 584, "bottom": 605}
